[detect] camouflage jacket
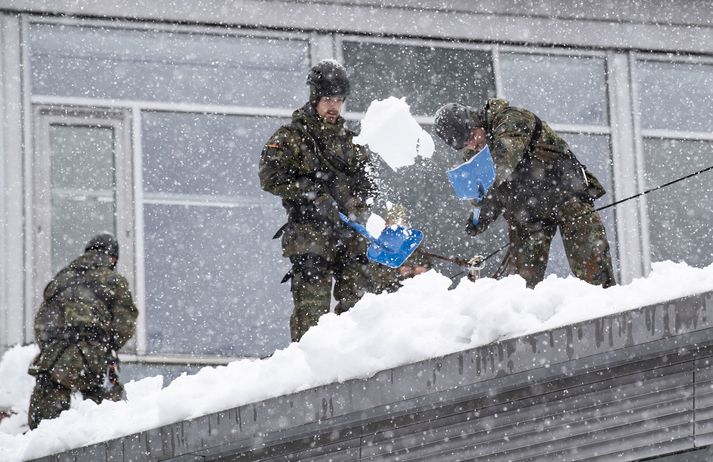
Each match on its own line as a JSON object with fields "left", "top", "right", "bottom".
{"left": 465, "top": 98, "right": 606, "bottom": 234}
{"left": 30, "top": 251, "right": 138, "bottom": 375}
{"left": 259, "top": 103, "right": 378, "bottom": 259}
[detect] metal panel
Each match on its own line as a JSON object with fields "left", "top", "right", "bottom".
{"left": 1, "top": 1, "right": 713, "bottom": 54}
{"left": 0, "top": 13, "right": 25, "bottom": 354}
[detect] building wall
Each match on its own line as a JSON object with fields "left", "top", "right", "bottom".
{"left": 1, "top": 1, "right": 713, "bottom": 380}
{"left": 34, "top": 291, "right": 713, "bottom": 461}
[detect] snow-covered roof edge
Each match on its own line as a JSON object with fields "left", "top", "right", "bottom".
{"left": 35, "top": 290, "right": 713, "bottom": 461}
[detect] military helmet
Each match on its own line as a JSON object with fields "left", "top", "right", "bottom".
{"left": 85, "top": 233, "right": 119, "bottom": 260}
{"left": 307, "top": 59, "right": 351, "bottom": 99}
{"left": 434, "top": 103, "right": 483, "bottom": 150}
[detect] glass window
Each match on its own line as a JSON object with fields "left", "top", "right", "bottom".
{"left": 29, "top": 23, "right": 309, "bottom": 108}
{"left": 643, "top": 138, "right": 713, "bottom": 267}
{"left": 120, "top": 362, "right": 203, "bottom": 386}
{"left": 342, "top": 41, "right": 495, "bottom": 116}
{"left": 499, "top": 53, "right": 609, "bottom": 126}
{"left": 637, "top": 60, "right": 713, "bottom": 132}
{"left": 49, "top": 125, "right": 116, "bottom": 272}
{"left": 141, "top": 112, "right": 291, "bottom": 357}
{"left": 373, "top": 130, "right": 507, "bottom": 280}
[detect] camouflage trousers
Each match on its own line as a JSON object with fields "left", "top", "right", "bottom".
{"left": 289, "top": 253, "right": 371, "bottom": 342}
{"left": 494, "top": 197, "right": 616, "bottom": 288}
{"left": 28, "top": 371, "right": 123, "bottom": 429}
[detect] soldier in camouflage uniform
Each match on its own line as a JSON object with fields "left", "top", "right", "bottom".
{"left": 434, "top": 99, "right": 616, "bottom": 288}
{"left": 27, "top": 233, "right": 138, "bottom": 429}
{"left": 259, "top": 60, "right": 378, "bottom": 342}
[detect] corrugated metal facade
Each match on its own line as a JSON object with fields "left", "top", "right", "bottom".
{"left": 35, "top": 292, "right": 713, "bottom": 461}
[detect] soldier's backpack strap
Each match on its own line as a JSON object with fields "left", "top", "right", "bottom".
{"left": 524, "top": 116, "right": 543, "bottom": 160}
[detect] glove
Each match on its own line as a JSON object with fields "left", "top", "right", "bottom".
{"left": 471, "top": 207, "right": 481, "bottom": 226}
{"left": 313, "top": 194, "right": 339, "bottom": 223}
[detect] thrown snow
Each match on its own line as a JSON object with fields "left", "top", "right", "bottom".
{"left": 354, "top": 96, "right": 434, "bottom": 170}
{"left": 3, "top": 261, "right": 713, "bottom": 460}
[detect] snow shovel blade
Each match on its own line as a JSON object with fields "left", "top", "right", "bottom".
{"left": 446, "top": 145, "right": 496, "bottom": 202}
{"left": 338, "top": 212, "right": 424, "bottom": 268}
{"left": 367, "top": 225, "right": 424, "bottom": 268}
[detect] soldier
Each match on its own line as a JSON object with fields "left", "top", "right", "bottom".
{"left": 369, "top": 204, "right": 431, "bottom": 294}
{"left": 434, "top": 99, "right": 616, "bottom": 288}
{"left": 259, "top": 60, "right": 378, "bottom": 342}
{"left": 27, "top": 233, "right": 138, "bottom": 429}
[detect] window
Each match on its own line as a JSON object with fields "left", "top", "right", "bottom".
{"left": 499, "top": 52, "right": 617, "bottom": 278}
{"left": 342, "top": 39, "right": 498, "bottom": 274}
{"left": 28, "top": 21, "right": 308, "bottom": 367}
{"left": 499, "top": 52, "right": 609, "bottom": 126}
{"left": 636, "top": 58, "right": 713, "bottom": 268}
{"left": 637, "top": 60, "right": 713, "bottom": 132}
{"left": 342, "top": 40, "right": 494, "bottom": 115}
{"left": 33, "top": 107, "right": 134, "bottom": 296}
{"left": 29, "top": 23, "right": 309, "bottom": 107}
{"left": 643, "top": 138, "right": 713, "bottom": 266}
{"left": 141, "top": 112, "right": 291, "bottom": 357}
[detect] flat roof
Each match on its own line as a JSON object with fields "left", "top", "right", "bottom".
{"left": 35, "top": 290, "right": 713, "bottom": 461}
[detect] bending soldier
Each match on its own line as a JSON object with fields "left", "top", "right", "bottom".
{"left": 434, "top": 99, "right": 616, "bottom": 288}
{"left": 259, "top": 60, "right": 378, "bottom": 342}
{"left": 27, "top": 233, "right": 138, "bottom": 429}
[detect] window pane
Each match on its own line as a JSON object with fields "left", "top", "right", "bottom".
{"left": 142, "top": 112, "right": 270, "bottom": 197}
{"left": 29, "top": 23, "right": 309, "bottom": 107}
{"left": 545, "top": 134, "right": 618, "bottom": 279}
{"left": 144, "top": 204, "right": 289, "bottom": 357}
{"left": 342, "top": 41, "right": 495, "bottom": 116}
{"left": 643, "top": 138, "right": 713, "bottom": 267}
{"left": 499, "top": 53, "right": 609, "bottom": 125}
{"left": 120, "top": 362, "right": 202, "bottom": 386}
{"left": 374, "top": 129, "right": 507, "bottom": 279}
{"left": 49, "top": 125, "right": 116, "bottom": 272}
{"left": 637, "top": 60, "right": 713, "bottom": 132}
{"left": 142, "top": 112, "right": 291, "bottom": 357}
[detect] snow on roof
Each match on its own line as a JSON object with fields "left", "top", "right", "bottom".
{"left": 3, "top": 261, "right": 713, "bottom": 461}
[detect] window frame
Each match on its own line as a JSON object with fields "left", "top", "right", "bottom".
{"left": 24, "top": 14, "right": 310, "bottom": 365}
{"left": 631, "top": 51, "right": 713, "bottom": 271}
{"left": 31, "top": 105, "right": 136, "bottom": 340}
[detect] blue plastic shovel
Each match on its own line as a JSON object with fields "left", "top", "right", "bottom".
{"left": 338, "top": 212, "right": 424, "bottom": 268}
{"left": 446, "top": 145, "right": 496, "bottom": 202}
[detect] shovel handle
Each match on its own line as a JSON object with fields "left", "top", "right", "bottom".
{"left": 338, "top": 212, "right": 378, "bottom": 244}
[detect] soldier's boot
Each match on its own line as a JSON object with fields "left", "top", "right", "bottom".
{"left": 289, "top": 255, "right": 332, "bottom": 342}
{"left": 560, "top": 197, "right": 616, "bottom": 287}
{"left": 28, "top": 373, "right": 71, "bottom": 430}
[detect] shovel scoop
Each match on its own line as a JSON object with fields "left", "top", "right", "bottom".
{"left": 338, "top": 212, "right": 424, "bottom": 268}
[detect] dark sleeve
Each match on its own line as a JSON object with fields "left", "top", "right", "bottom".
{"left": 259, "top": 128, "right": 325, "bottom": 203}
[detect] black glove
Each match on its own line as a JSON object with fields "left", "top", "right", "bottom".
{"left": 313, "top": 194, "right": 340, "bottom": 223}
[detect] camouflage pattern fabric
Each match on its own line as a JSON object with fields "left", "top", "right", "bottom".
{"left": 260, "top": 103, "right": 378, "bottom": 342}
{"left": 27, "top": 251, "right": 138, "bottom": 429}
{"left": 369, "top": 250, "right": 432, "bottom": 295}
{"left": 464, "top": 98, "right": 615, "bottom": 288}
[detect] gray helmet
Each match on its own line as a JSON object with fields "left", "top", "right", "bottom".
{"left": 307, "top": 59, "right": 351, "bottom": 99}
{"left": 85, "top": 233, "right": 119, "bottom": 260}
{"left": 434, "top": 103, "right": 483, "bottom": 150}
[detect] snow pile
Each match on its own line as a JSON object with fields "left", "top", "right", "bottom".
{"left": 354, "top": 96, "right": 434, "bottom": 170}
{"left": 3, "top": 261, "right": 713, "bottom": 460}
{"left": 0, "top": 345, "right": 38, "bottom": 436}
